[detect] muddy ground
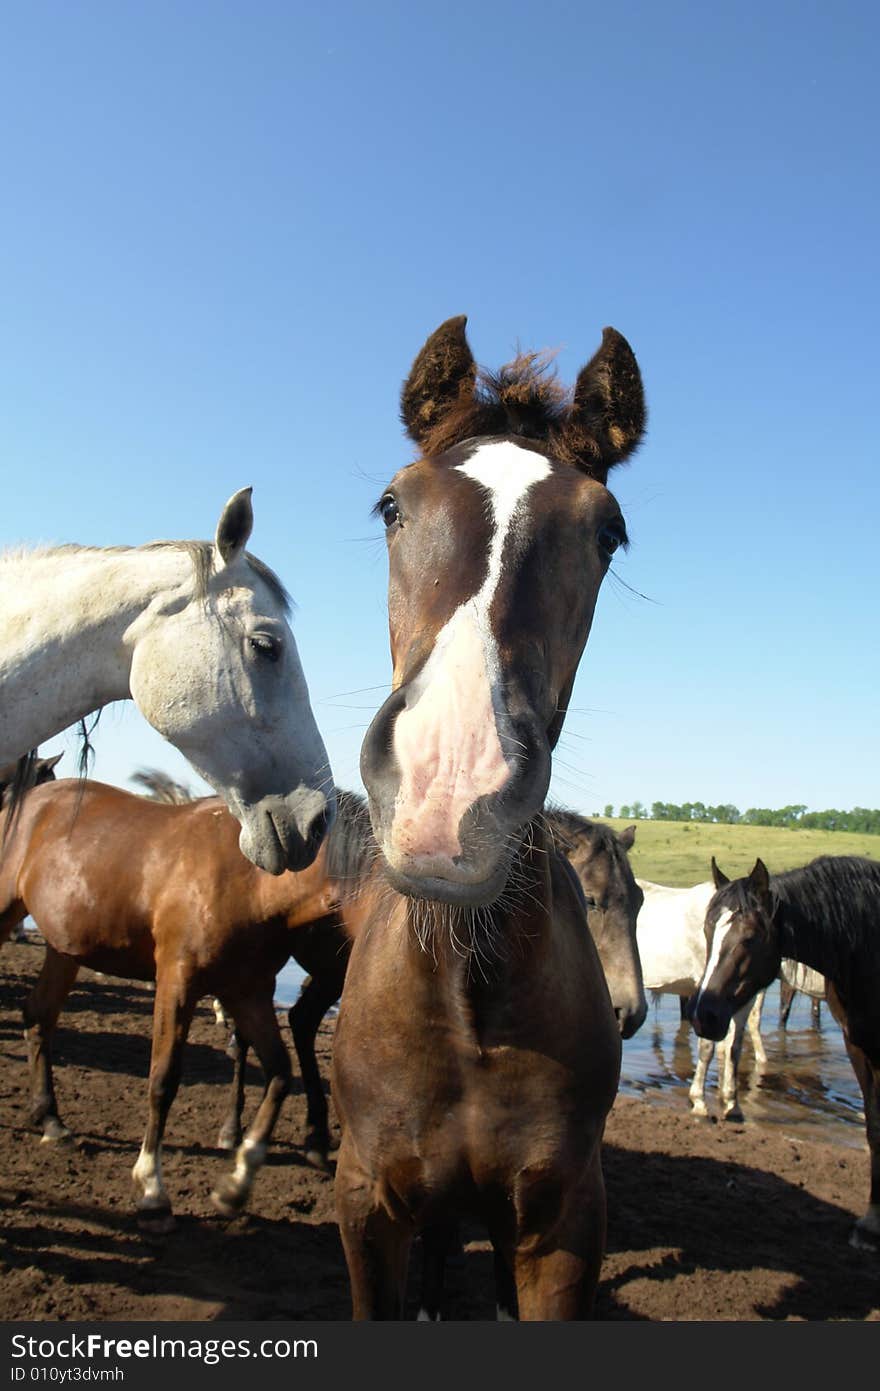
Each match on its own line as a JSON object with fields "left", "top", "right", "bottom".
{"left": 1, "top": 940, "right": 878, "bottom": 1322}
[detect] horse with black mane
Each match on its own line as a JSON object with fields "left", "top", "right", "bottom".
{"left": 331, "top": 313, "right": 647, "bottom": 1319}
{"left": 689, "top": 854, "right": 880, "bottom": 1252}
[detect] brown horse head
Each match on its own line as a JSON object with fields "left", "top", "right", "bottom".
{"left": 0, "top": 750, "right": 62, "bottom": 812}
{"left": 361, "top": 316, "right": 646, "bottom": 906}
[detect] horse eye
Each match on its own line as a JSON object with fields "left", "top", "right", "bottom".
{"left": 598, "top": 521, "right": 626, "bottom": 558}
{"left": 248, "top": 634, "right": 281, "bottom": 663}
{"left": 582, "top": 895, "right": 597, "bottom": 910}
{"left": 379, "top": 494, "right": 401, "bottom": 528}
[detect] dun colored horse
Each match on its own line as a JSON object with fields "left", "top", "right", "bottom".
{"left": 689, "top": 855, "right": 880, "bottom": 1252}
{"left": 331, "top": 314, "right": 647, "bottom": 1319}
{"left": 544, "top": 811, "right": 645, "bottom": 1039}
{"left": 0, "top": 778, "right": 355, "bottom": 1229}
{"left": 0, "top": 488, "right": 334, "bottom": 873}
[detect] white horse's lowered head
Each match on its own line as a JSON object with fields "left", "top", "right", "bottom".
{"left": 0, "top": 488, "right": 335, "bottom": 874}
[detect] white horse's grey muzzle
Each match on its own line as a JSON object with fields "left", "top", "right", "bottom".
{"left": 237, "top": 786, "right": 337, "bottom": 875}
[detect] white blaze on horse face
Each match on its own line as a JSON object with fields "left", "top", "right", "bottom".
{"left": 390, "top": 442, "right": 551, "bottom": 865}
{"left": 693, "top": 908, "right": 734, "bottom": 1014}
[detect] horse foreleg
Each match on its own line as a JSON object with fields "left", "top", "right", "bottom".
{"left": 720, "top": 1011, "right": 747, "bottom": 1122}
{"left": 689, "top": 1036, "right": 714, "bottom": 1118}
{"left": 211, "top": 992, "right": 291, "bottom": 1217}
{"left": 132, "top": 974, "right": 197, "bottom": 1233}
{"left": 22, "top": 946, "right": 79, "bottom": 1142}
{"left": 416, "top": 1219, "right": 459, "bottom": 1321}
{"left": 216, "top": 1025, "right": 248, "bottom": 1152}
{"left": 288, "top": 963, "right": 346, "bottom": 1169}
{"left": 335, "top": 1134, "right": 412, "bottom": 1320}
{"left": 512, "top": 1157, "right": 606, "bottom": 1320}
{"left": 487, "top": 1209, "right": 518, "bottom": 1320}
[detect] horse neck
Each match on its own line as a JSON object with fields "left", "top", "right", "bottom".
{"left": 0, "top": 546, "right": 192, "bottom": 762}
{"left": 772, "top": 883, "right": 839, "bottom": 983}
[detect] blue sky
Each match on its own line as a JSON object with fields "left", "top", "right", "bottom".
{"left": 3, "top": 1, "right": 878, "bottom": 816}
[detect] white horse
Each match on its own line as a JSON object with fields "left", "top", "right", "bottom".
{"left": 636, "top": 878, "right": 767, "bottom": 1121}
{"left": 0, "top": 488, "right": 334, "bottom": 874}
{"left": 779, "top": 959, "right": 826, "bottom": 1026}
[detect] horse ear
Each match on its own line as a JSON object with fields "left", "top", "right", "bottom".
{"left": 400, "top": 315, "right": 477, "bottom": 447}
{"left": 44, "top": 753, "right": 63, "bottom": 772}
{"left": 749, "top": 857, "right": 771, "bottom": 897}
{"left": 566, "top": 327, "right": 646, "bottom": 480}
{"left": 711, "top": 856, "right": 730, "bottom": 889}
{"left": 215, "top": 487, "right": 254, "bottom": 567}
{"left": 619, "top": 824, "right": 637, "bottom": 850}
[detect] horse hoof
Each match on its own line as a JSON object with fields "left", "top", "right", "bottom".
{"left": 723, "top": 1108, "right": 744, "bottom": 1124}
{"left": 211, "top": 1185, "right": 247, "bottom": 1218}
{"left": 690, "top": 1104, "right": 709, "bottom": 1120}
{"left": 39, "top": 1124, "right": 72, "bottom": 1144}
{"left": 137, "top": 1207, "right": 176, "bottom": 1236}
{"left": 303, "top": 1146, "right": 331, "bottom": 1172}
{"left": 216, "top": 1127, "right": 242, "bottom": 1152}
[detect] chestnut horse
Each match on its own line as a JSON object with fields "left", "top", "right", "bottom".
{"left": 689, "top": 855, "right": 880, "bottom": 1252}
{"left": 331, "top": 314, "right": 646, "bottom": 1319}
{"left": 0, "top": 778, "right": 358, "bottom": 1230}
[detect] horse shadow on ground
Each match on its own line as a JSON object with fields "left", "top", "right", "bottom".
{"left": 0, "top": 1194, "right": 352, "bottom": 1320}
{"left": 597, "top": 1141, "right": 880, "bottom": 1319}
{"left": 2, "top": 1145, "right": 877, "bottom": 1320}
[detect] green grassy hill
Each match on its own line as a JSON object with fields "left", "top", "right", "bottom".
{"left": 593, "top": 817, "right": 880, "bottom": 887}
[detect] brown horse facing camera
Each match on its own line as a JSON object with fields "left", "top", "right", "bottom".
{"left": 0, "top": 778, "right": 354, "bottom": 1231}
{"left": 331, "top": 315, "right": 647, "bottom": 1320}
{"left": 223, "top": 807, "right": 646, "bottom": 1153}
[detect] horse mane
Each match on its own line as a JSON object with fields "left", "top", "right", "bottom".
{"left": 324, "top": 788, "right": 376, "bottom": 888}
{"left": 770, "top": 856, "right": 880, "bottom": 958}
{"left": 9, "top": 541, "right": 290, "bottom": 614}
{"left": 0, "top": 751, "right": 41, "bottom": 843}
{"left": 720, "top": 855, "right": 880, "bottom": 976}
{"left": 0, "top": 540, "right": 290, "bottom": 828}
{"left": 543, "top": 805, "right": 630, "bottom": 867}
{"left": 130, "top": 768, "right": 196, "bottom": 803}
{"left": 413, "top": 353, "right": 615, "bottom": 479}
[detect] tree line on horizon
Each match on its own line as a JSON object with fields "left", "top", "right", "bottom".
{"left": 600, "top": 801, "right": 880, "bottom": 835}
